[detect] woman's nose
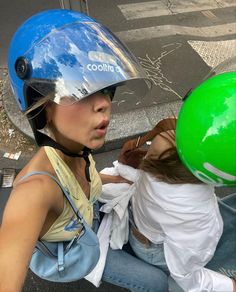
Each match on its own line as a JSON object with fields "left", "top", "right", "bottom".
{"left": 93, "top": 93, "right": 111, "bottom": 113}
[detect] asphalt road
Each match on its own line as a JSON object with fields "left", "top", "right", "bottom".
{"left": 1, "top": 0, "right": 235, "bottom": 114}
{"left": 88, "top": 0, "right": 236, "bottom": 113}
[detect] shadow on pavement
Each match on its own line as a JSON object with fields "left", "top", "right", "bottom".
{"left": 24, "top": 270, "right": 128, "bottom": 292}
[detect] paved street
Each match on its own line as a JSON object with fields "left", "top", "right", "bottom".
{"left": 1, "top": 0, "right": 235, "bottom": 150}
{"left": 1, "top": 0, "right": 235, "bottom": 113}
{"left": 89, "top": 0, "right": 236, "bottom": 112}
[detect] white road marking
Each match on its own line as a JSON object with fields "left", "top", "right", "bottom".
{"left": 201, "top": 10, "right": 219, "bottom": 21}
{"left": 116, "top": 23, "right": 236, "bottom": 42}
{"left": 137, "top": 43, "right": 183, "bottom": 99}
{"left": 188, "top": 39, "right": 236, "bottom": 67}
{"left": 118, "top": 0, "right": 235, "bottom": 20}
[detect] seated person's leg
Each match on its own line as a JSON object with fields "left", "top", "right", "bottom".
{"left": 206, "top": 193, "right": 236, "bottom": 278}
{"left": 102, "top": 247, "right": 168, "bottom": 292}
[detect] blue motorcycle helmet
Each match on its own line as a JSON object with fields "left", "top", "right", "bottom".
{"left": 9, "top": 9, "right": 151, "bottom": 110}
{"left": 8, "top": 9, "right": 151, "bottom": 151}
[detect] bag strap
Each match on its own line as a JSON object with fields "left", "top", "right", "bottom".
{"left": 18, "top": 171, "right": 84, "bottom": 222}
{"left": 136, "top": 117, "right": 176, "bottom": 147}
{"left": 119, "top": 117, "right": 177, "bottom": 156}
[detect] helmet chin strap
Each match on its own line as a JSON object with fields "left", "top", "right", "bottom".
{"left": 33, "top": 128, "right": 92, "bottom": 182}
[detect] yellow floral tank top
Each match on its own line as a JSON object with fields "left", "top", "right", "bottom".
{"left": 41, "top": 146, "right": 102, "bottom": 242}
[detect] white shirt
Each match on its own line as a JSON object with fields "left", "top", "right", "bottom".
{"left": 85, "top": 161, "right": 135, "bottom": 287}
{"left": 129, "top": 169, "right": 233, "bottom": 292}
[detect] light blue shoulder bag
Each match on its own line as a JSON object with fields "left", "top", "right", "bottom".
{"left": 20, "top": 171, "right": 100, "bottom": 282}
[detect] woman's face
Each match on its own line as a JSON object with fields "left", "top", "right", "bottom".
{"left": 47, "top": 91, "right": 112, "bottom": 151}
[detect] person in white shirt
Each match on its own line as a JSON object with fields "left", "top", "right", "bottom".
{"left": 123, "top": 118, "right": 236, "bottom": 292}
{"left": 98, "top": 71, "right": 235, "bottom": 291}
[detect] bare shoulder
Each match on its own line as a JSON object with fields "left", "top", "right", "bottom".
{"left": 13, "top": 172, "right": 62, "bottom": 206}
{"left": 0, "top": 150, "right": 64, "bottom": 288}
{"left": 1, "top": 175, "right": 61, "bottom": 230}
{"left": 13, "top": 148, "right": 61, "bottom": 204}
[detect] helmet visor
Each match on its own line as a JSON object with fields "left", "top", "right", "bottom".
{"left": 23, "top": 22, "right": 151, "bottom": 107}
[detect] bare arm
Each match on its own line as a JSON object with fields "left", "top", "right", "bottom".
{"left": 232, "top": 278, "right": 236, "bottom": 292}
{"left": 99, "top": 173, "right": 132, "bottom": 185}
{"left": 0, "top": 177, "right": 57, "bottom": 292}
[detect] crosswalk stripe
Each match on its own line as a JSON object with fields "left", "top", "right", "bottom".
{"left": 116, "top": 23, "right": 236, "bottom": 42}
{"left": 201, "top": 10, "right": 219, "bottom": 21}
{"left": 118, "top": 0, "right": 236, "bottom": 20}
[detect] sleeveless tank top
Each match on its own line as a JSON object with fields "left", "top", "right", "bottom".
{"left": 41, "top": 146, "right": 102, "bottom": 242}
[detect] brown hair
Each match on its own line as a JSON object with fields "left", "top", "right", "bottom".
{"left": 140, "top": 133, "right": 201, "bottom": 184}
{"left": 25, "top": 96, "right": 51, "bottom": 116}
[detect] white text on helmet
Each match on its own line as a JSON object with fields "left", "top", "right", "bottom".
{"left": 87, "top": 63, "right": 121, "bottom": 73}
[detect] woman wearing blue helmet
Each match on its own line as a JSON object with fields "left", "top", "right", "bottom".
{"left": 0, "top": 9, "right": 168, "bottom": 292}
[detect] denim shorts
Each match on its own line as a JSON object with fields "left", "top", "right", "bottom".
{"left": 128, "top": 207, "right": 169, "bottom": 275}
{"left": 92, "top": 201, "right": 169, "bottom": 292}
{"left": 207, "top": 193, "right": 236, "bottom": 278}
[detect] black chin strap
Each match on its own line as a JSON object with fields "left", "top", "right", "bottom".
{"left": 33, "top": 129, "right": 92, "bottom": 182}
{"left": 82, "top": 148, "right": 91, "bottom": 183}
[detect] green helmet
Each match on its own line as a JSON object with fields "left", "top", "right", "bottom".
{"left": 176, "top": 71, "right": 236, "bottom": 186}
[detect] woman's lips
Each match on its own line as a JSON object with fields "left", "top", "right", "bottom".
{"left": 95, "top": 120, "right": 109, "bottom": 136}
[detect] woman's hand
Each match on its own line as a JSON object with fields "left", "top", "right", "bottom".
{"left": 99, "top": 173, "right": 132, "bottom": 185}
